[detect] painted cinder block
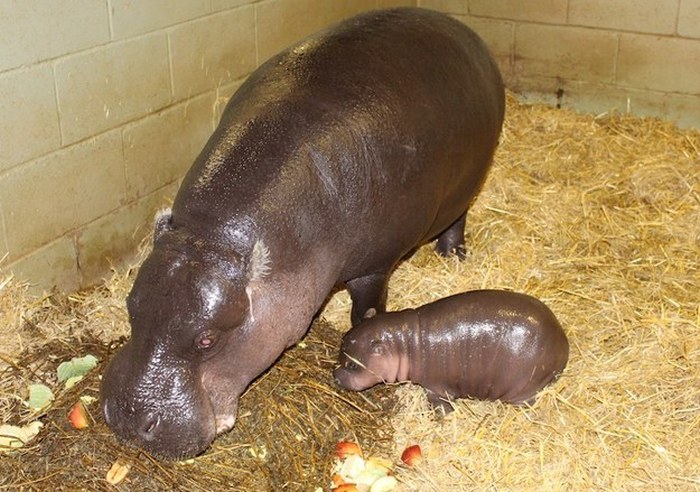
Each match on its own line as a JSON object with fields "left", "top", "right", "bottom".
{"left": 76, "top": 183, "right": 178, "bottom": 287}
{"left": 514, "top": 24, "right": 618, "bottom": 83}
{"left": 469, "top": 0, "right": 568, "bottom": 24}
{"left": 418, "top": 0, "right": 467, "bottom": 13}
{"left": 377, "top": 0, "right": 418, "bottom": 7}
{"left": 123, "top": 92, "right": 217, "bottom": 201}
{"left": 109, "top": 0, "right": 210, "bottom": 40}
{"left": 255, "top": 0, "right": 376, "bottom": 65}
{"left": 6, "top": 236, "right": 80, "bottom": 294}
{"left": 0, "top": 203, "right": 8, "bottom": 262}
{"left": 679, "top": 0, "right": 700, "bottom": 38}
{"left": 55, "top": 33, "right": 171, "bottom": 145}
{"left": 513, "top": 76, "right": 700, "bottom": 129}
{"left": 1, "top": 130, "right": 126, "bottom": 258}
{"left": 0, "top": 0, "right": 109, "bottom": 73}
{"left": 211, "top": 0, "right": 253, "bottom": 11}
{"left": 0, "top": 65, "right": 60, "bottom": 173}
{"left": 568, "top": 0, "right": 679, "bottom": 35}
{"left": 618, "top": 34, "right": 700, "bottom": 94}
{"left": 169, "top": 6, "right": 256, "bottom": 101}
{"left": 454, "top": 15, "right": 514, "bottom": 80}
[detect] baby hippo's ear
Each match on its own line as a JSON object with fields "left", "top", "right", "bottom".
{"left": 153, "top": 207, "right": 173, "bottom": 242}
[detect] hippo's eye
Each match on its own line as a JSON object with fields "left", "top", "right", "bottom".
{"left": 194, "top": 331, "right": 217, "bottom": 351}
{"left": 346, "top": 361, "right": 359, "bottom": 371}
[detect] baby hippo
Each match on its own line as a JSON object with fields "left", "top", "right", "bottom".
{"left": 334, "top": 290, "right": 569, "bottom": 407}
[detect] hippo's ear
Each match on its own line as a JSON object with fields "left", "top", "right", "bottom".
{"left": 244, "top": 240, "right": 271, "bottom": 323}
{"left": 153, "top": 207, "right": 173, "bottom": 242}
{"left": 247, "top": 240, "right": 271, "bottom": 282}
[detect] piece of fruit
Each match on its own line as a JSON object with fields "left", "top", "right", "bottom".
{"left": 106, "top": 460, "right": 131, "bottom": 485}
{"left": 0, "top": 422, "right": 43, "bottom": 452}
{"left": 400, "top": 444, "right": 423, "bottom": 466}
{"left": 67, "top": 401, "right": 89, "bottom": 429}
{"left": 27, "top": 384, "right": 54, "bottom": 411}
{"left": 332, "top": 484, "right": 359, "bottom": 492}
{"left": 336, "top": 441, "right": 363, "bottom": 459}
{"left": 332, "top": 473, "right": 346, "bottom": 486}
{"left": 338, "top": 454, "right": 366, "bottom": 480}
{"left": 365, "top": 456, "right": 392, "bottom": 475}
{"left": 369, "top": 475, "right": 398, "bottom": 492}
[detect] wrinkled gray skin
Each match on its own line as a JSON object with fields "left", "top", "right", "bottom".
{"left": 101, "top": 7, "right": 505, "bottom": 459}
{"left": 334, "top": 291, "right": 569, "bottom": 406}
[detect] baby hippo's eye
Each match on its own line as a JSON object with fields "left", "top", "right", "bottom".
{"left": 194, "top": 331, "right": 217, "bottom": 351}
{"left": 346, "top": 360, "right": 359, "bottom": 371}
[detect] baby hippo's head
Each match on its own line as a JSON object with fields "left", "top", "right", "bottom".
{"left": 333, "top": 313, "right": 401, "bottom": 391}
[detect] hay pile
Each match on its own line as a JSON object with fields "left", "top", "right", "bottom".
{"left": 0, "top": 276, "right": 394, "bottom": 490}
{"left": 2, "top": 94, "right": 699, "bottom": 490}
{"left": 323, "top": 95, "right": 700, "bottom": 490}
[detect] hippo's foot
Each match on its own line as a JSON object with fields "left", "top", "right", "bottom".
{"left": 435, "top": 213, "right": 467, "bottom": 260}
{"left": 347, "top": 271, "right": 391, "bottom": 327}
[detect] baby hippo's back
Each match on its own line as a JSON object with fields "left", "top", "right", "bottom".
{"left": 414, "top": 290, "right": 569, "bottom": 404}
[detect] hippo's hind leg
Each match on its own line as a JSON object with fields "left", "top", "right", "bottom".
{"left": 435, "top": 212, "right": 467, "bottom": 259}
{"left": 346, "top": 271, "right": 390, "bottom": 327}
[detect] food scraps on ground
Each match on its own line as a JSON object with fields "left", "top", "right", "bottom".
{"left": 0, "top": 422, "right": 43, "bottom": 452}
{"left": 26, "top": 383, "right": 54, "bottom": 411}
{"left": 106, "top": 460, "right": 132, "bottom": 485}
{"left": 67, "top": 401, "right": 89, "bottom": 429}
{"left": 400, "top": 445, "right": 422, "bottom": 467}
{"left": 331, "top": 441, "right": 423, "bottom": 491}
{"left": 57, "top": 354, "right": 99, "bottom": 389}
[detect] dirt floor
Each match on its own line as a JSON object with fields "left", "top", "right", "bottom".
{"left": 1, "top": 95, "right": 699, "bottom": 490}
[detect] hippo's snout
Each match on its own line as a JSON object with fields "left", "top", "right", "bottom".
{"left": 101, "top": 396, "right": 162, "bottom": 442}
{"left": 101, "top": 342, "right": 217, "bottom": 459}
{"left": 106, "top": 400, "right": 161, "bottom": 442}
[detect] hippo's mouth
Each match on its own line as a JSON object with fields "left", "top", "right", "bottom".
{"left": 215, "top": 414, "right": 236, "bottom": 434}
{"left": 201, "top": 370, "right": 240, "bottom": 436}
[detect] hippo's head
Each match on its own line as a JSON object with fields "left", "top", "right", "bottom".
{"left": 334, "top": 312, "right": 403, "bottom": 391}
{"left": 101, "top": 209, "right": 277, "bottom": 459}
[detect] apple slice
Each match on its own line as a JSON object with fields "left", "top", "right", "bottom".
{"left": 335, "top": 441, "right": 363, "bottom": 459}
{"left": 400, "top": 444, "right": 423, "bottom": 466}
{"left": 67, "top": 401, "right": 89, "bottom": 429}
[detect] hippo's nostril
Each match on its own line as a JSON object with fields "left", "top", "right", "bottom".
{"left": 138, "top": 413, "right": 161, "bottom": 439}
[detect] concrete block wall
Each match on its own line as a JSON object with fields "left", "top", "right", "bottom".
{"left": 420, "top": 0, "right": 700, "bottom": 128}
{"left": 0, "top": 0, "right": 415, "bottom": 293}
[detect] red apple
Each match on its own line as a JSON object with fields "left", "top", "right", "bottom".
{"left": 67, "top": 401, "right": 89, "bottom": 429}
{"left": 400, "top": 444, "right": 423, "bottom": 466}
{"left": 335, "top": 441, "right": 363, "bottom": 459}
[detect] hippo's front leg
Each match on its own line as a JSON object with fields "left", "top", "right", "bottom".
{"left": 346, "top": 271, "right": 391, "bottom": 326}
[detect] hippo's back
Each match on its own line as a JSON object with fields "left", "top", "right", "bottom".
{"left": 414, "top": 291, "right": 568, "bottom": 402}
{"left": 175, "top": 7, "right": 505, "bottom": 278}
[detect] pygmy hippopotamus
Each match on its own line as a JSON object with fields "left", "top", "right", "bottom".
{"left": 101, "top": 7, "right": 505, "bottom": 458}
{"left": 334, "top": 290, "right": 569, "bottom": 407}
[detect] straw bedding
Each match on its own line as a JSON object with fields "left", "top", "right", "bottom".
{"left": 1, "top": 94, "right": 698, "bottom": 490}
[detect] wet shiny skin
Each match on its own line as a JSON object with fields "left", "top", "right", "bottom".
{"left": 101, "top": 7, "right": 505, "bottom": 458}
{"left": 335, "top": 290, "right": 569, "bottom": 405}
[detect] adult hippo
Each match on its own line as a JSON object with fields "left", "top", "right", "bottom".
{"left": 101, "top": 7, "right": 505, "bottom": 458}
